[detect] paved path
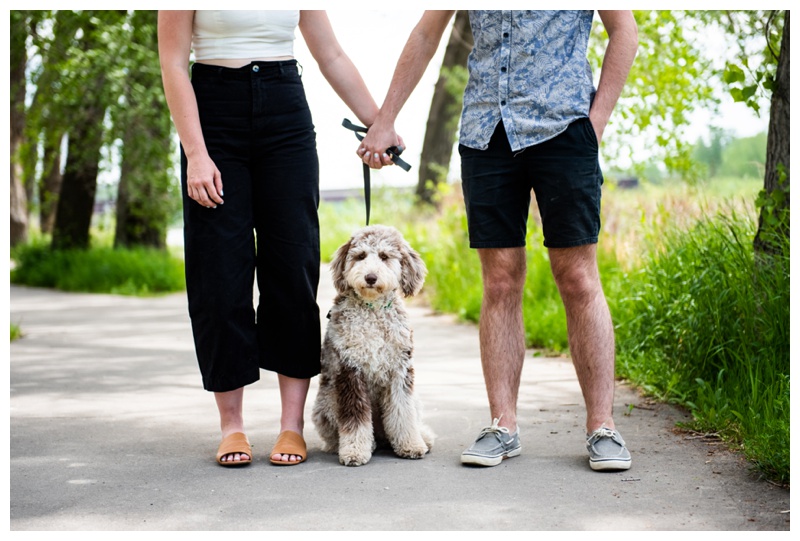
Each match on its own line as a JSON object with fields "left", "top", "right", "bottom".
{"left": 9, "top": 271, "right": 789, "bottom": 531}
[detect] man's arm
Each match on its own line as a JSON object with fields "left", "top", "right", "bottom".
{"left": 359, "top": 10, "right": 456, "bottom": 169}
{"left": 591, "top": 10, "right": 638, "bottom": 145}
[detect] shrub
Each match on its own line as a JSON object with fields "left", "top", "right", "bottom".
{"left": 11, "top": 241, "right": 185, "bottom": 296}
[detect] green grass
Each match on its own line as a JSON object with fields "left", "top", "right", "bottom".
{"left": 11, "top": 238, "right": 185, "bottom": 296}
{"left": 10, "top": 324, "right": 22, "bottom": 341}
{"left": 613, "top": 210, "right": 789, "bottom": 484}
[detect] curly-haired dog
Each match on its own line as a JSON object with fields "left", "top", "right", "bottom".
{"left": 312, "top": 225, "right": 435, "bottom": 466}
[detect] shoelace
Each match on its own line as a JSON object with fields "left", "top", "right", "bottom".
{"left": 590, "top": 427, "right": 616, "bottom": 439}
{"left": 588, "top": 426, "right": 624, "bottom": 446}
{"left": 479, "top": 417, "right": 514, "bottom": 443}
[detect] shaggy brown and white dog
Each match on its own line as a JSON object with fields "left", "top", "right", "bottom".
{"left": 312, "top": 225, "right": 435, "bottom": 466}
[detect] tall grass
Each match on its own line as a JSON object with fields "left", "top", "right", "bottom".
{"left": 614, "top": 210, "right": 789, "bottom": 484}
{"left": 11, "top": 238, "right": 185, "bottom": 295}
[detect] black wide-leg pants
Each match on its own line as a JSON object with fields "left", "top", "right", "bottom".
{"left": 181, "top": 60, "right": 321, "bottom": 392}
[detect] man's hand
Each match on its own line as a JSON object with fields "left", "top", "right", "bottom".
{"left": 356, "top": 118, "right": 404, "bottom": 170}
{"left": 355, "top": 11, "right": 455, "bottom": 170}
{"left": 588, "top": 113, "right": 605, "bottom": 147}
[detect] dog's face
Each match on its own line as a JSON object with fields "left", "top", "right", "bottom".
{"left": 330, "top": 225, "right": 427, "bottom": 301}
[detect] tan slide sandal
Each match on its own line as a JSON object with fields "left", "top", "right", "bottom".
{"left": 269, "top": 431, "right": 307, "bottom": 465}
{"left": 216, "top": 432, "right": 252, "bottom": 467}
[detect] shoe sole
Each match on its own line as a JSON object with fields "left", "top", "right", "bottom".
{"left": 461, "top": 446, "right": 521, "bottom": 467}
{"left": 589, "top": 458, "right": 631, "bottom": 471}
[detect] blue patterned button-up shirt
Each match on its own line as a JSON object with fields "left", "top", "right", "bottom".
{"left": 459, "top": 10, "right": 596, "bottom": 151}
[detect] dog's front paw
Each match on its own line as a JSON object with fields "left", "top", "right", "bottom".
{"left": 394, "top": 439, "right": 430, "bottom": 460}
{"left": 339, "top": 448, "right": 372, "bottom": 467}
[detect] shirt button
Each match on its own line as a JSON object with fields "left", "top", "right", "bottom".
{"left": 501, "top": 100, "right": 506, "bottom": 106}
{"left": 501, "top": 66, "right": 507, "bottom": 72}
{"left": 252, "top": 65, "right": 260, "bottom": 73}
{"left": 503, "top": 32, "right": 509, "bottom": 38}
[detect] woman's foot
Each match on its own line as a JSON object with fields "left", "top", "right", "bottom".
{"left": 270, "top": 430, "right": 307, "bottom": 465}
{"left": 216, "top": 431, "right": 252, "bottom": 466}
{"left": 272, "top": 375, "right": 311, "bottom": 464}
{"left": 219, "top": 432, "right": 251, "bottom": 464}
{"left": 215, "top": 388, "right": 250, "bottom": 465}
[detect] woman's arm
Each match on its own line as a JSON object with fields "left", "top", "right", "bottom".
{"left": 158, "top": 10, "right": 223, "bottom": 208}
{"left": 298, "top": 11, "right": 394, "bottom": 167}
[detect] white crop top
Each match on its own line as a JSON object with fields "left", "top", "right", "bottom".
{"left": 192, "top": 10, "right": 299, "bottom": 61}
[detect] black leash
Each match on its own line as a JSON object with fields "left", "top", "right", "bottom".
{"left": 342, "top": 118, "right": 411, "bottom": 225}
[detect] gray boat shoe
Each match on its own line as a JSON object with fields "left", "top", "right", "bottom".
{"left": 461, "top": 418, "right": 521, "bottom": 467}
{"left": 586, "top": 426, "right": 631, "bottom": 471}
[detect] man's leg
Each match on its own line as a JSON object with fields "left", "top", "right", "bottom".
{"left": 549, "top": 244, "right": 631, "bottom": 470}
{"left": 460, "top": 246, "right": 526, "bottom": 466}
{"left": 477, "top": 247, "right": 528, "bottom": 433}
{"left": 548, "top": 243, "right": 616, "bottom": 433}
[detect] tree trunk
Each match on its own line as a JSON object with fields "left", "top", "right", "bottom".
{"left": 10, "top": 11, "right": 29, "bottom": 246}
{"left": 51, "top": 14, "right": 112, "bottom": 251}
{"left": 754, "top": 10, "right": 790, "bottom": 255}
{"left": 39, "top": 130, "right": 64, "bottom": 234}
{"left": 416, "top": 10, "right": 473, "bottom": 206}
{"left": 52, "top": 115, "right": 104, "bottom": 251}
{"left": 114, "top": 10, "right": 174, "bottom": 250}
{"left": 114, "top": 130, "right": 170, "bottom": 250}
{"left": 25, "top": 11, "right": 76, "bottom": 235}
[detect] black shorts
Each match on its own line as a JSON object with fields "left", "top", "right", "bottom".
{"left": 459, "top": 118, "right": 604, "bottom": 249}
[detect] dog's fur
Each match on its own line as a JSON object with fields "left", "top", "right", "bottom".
{"left": 312, "top": 225, "right": 435, "bottom": 466}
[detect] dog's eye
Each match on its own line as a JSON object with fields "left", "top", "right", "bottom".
{"left": 354, "top": 252, "right": 367, "bottom": 261}
{"left": 379, "top": 252, "right": 389, "bottom": 261}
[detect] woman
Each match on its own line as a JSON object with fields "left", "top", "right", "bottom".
{"left": 158, "top": 10, "right": 394, "bottom": 466}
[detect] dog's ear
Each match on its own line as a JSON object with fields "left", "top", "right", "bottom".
{"left": 330, "top": 237, "right": 353, "bottom": 294}
{"left": 400, "top": 242, "right": 427, "bottom": 297}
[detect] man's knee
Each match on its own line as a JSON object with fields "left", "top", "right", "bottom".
{"left": 549, "top": 247, "right": 601, "bottom": 301}
{"left": 483, "top": 274, "right": 524, "bottom": 303}
{"left": 479, "top": 248, "right": 526, "bottom": 300}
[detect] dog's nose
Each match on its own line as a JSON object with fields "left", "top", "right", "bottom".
{"left": 365, "top": 273, "right": 377, "bottom": 286}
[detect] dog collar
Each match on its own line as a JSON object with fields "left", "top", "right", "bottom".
{"left": 364, "top": 299, "right": 393, "bottom": 310}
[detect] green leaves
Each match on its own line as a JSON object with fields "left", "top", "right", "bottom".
{"left": 589, "top": 10, "right": 717, "bottom": 182}
{"left": 723, "top": 63, "right": 745, "bottom": 84}
{"left": 592, "top": 10, "right": 784, "bottom": 182}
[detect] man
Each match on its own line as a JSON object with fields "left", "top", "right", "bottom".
{"left": 359, "top": 10, "right": 638, "bottom": 471}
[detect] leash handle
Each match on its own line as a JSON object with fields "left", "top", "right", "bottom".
{"left": 342, "top": 119, "right": 412, "bottom": 172}
{"left": 342, "top": 119, "right": 412, "bottom": 226}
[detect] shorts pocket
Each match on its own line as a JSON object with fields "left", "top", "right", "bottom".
{"left": 580, "top": 117, "right": 599, "bottom": 151}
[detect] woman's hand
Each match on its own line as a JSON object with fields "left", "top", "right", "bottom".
{"left": 186, "top": 153, "right": 224, "bottom": 208}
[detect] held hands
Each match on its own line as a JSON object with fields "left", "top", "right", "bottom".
{"left": 186, "top": 153, "right": 224, "bottom": 208}
{"left": 356, "top": 120, "right": 405, "bottom": 170}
